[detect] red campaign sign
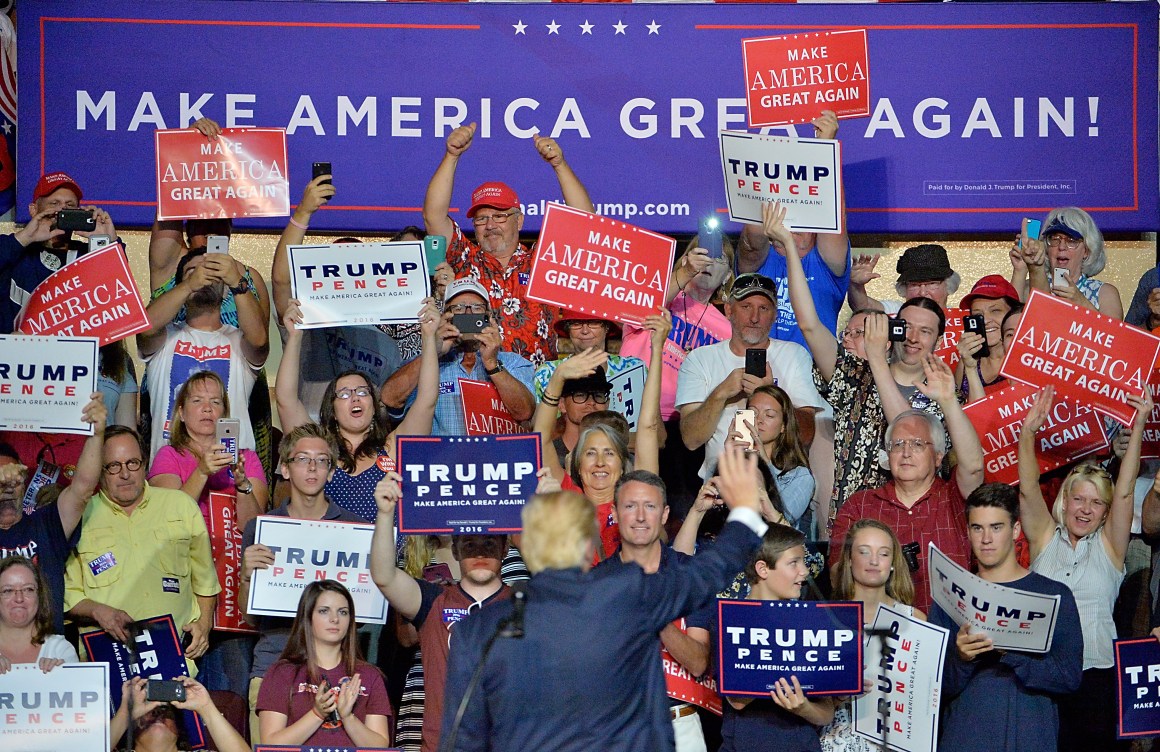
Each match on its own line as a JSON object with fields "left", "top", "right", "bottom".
{"left": 742, "top": 29, "right": 870, "bottom": 128}
{"left": 459, "top": 378, "right": 524, "bottom": 437}
{"left": 964, "top": 381, "right": 1109, "bottom": 486}
{"left": 16, "top": 244, "right": 150, "bottom": 346}
{"left": 1000, "top": 291, "right": 1160, "bottom": 426}
{"left": 934, "top": 308, "right": 966, "bottom": 374}
{"left": 526, "top": 203, "right": 675, "bottom": 327}
{"left": 1142, "top": 370, "right": 1160, "bottom": 460}
{"left": 155, "top": 127, "right": 290, "bottom": 221}
{"left": 662, "top": 618, "right": 722, "bottom": 716}
{"left": 207, "top": 492, "right": 257, "bottom": 633}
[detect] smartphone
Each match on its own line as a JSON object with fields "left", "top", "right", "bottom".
{"left": 56, "top": 208, "right": 95, "bottom": 232}
{"left": 733, "top": 409, "right": 757, "bottom": 450}
{"left": 964, "top": 314, "right": 989, "bottom": 358}
{"left": 206, "top": 235, "right": 229, "bottom": 255}
{"left": 1053, "top": 267, "right": 1070, "bottom": 289}
{"left": 744, "top": 348, "right": 766, "bottom": 379}
{"left": 1021, "top": 218, "right": 1042, "bottom": 249}
{"left": 424, "top": 235, "right": 447, "bottom": 272}
{"left": 145, "top": 679, "right": 186, "bottom": 704}
{"left": 216, "top": 418, "right": 240, "bottom": 463}
{"left": 888, "top": 318, "right": 908, "bottom": 342}
{"left": 452, "top": 313, "right": 488, "bottom": 334}
{"left": 699, "top": 216, "right": 724, "bottom": 260}
{"left": 423, "top": 563, "right": 455, "bottom": 583}
{"left": 87, "top": 234, "right": 112, "bottom": 253}
{"left": 313, "top": 160, "right": 331, "bottom": 184}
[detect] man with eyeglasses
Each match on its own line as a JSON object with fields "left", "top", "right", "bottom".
{"left": 828, "top": 356, "right": 984, "bottom": 613}
{"left": 847, "top": 243, "right": 961, "bottom": 316}
{"left": 237, "top": 422, "right": 365, "bottom": 743}
{"left": 382, "top": 278, "right": 535, "bottom": 436}
{"left": 0, "top": 394, "right": 106, "bottom": 632}
{"left": 65, "top": 425, "right": 221, "bottom": 671}
{"left": 422, "top": 122, "right": 595, "bottom": 367}
{"left": 677, "top": 272, "right": 825, "bottom": 482}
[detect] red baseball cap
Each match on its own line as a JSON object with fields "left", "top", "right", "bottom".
{"left": 960, "top": 274, "right": 1021, "bottom": 311}
{"left": 33, "top": 171, "right": 83, "bottom": 202}
{"left": 466, "top": 182, "right": 520, "bottom": 219}
{"left": 553, "top": 310, "right": 622, "bottom": 339}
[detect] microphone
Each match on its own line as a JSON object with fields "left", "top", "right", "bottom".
{"left": 500, "top": 584, "right": 526, "bottom": 639}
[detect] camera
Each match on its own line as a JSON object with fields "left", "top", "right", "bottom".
{"left": 56, "top": 208, "right": 95, "bottom": 233}
{"left": 964, "top": 314, "right": 989, "bottom": 358}
{"left": 145, "top": 679, "right": 186, "bottom": 703}
{"left": 901, "top": 542, "right": 921, "bottom": 573}
{"left": 312, "top": 161, "right": 332, "bottom": 187}
{"left": 888, "top": 319, "right": 908, "bottom": 342}
{"left": 452, "top": 313, "right": 489, "bottom": 334}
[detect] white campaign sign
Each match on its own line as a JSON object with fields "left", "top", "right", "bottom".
{"left": 928, "top": 544, "right": 1061, "bottom": 653}
{"left": 608, "top": 363, "right": 647, "bottom": 432}
{"left": 288, "top": 241, "right": 431, "bottom": 328}
{"left": 0, "top": 663, "right": 110, "bottom": 752}
{"left": 854, "top": 604, "right": 948, "bottom": 752}
{"left": 248, "top": 517, "right": 388, "bottom": 624}
{"left": 0, "top": 335, "right": 98, "bottom": 435}
{"left": 719, "top": 130, "right": 843, "bottom": 232}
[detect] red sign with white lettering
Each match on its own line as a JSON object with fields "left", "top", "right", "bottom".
{"left": 459, "top": 378, "right": 523, "bottom": 437}
{"left": 662, "top": 618, "right": 723, "bottom": 715}
{"left": 743, "top": 29, "right": 871, "bottom": 128}
{"left": 1141, "top": 370, "right": 1160, "bottom": 460}
{"left": 16, "top": 244, "right": 150, "bottom": 346}
{"left": 934, "top": 308, "right": 966, "bottom": 374}
{"left": 207, "top": 492, "right": 257, "bottom": 633}
{"left": 964, "top": 381, "right": 1109, "bottom": 485}
{"left": 155, "top": 127, "right": 290, "bottom": 221}
{"left": 526, "top": 203, "right": 674, "bottom": 327}
{"left": 1000, "top": 291, "right": 1160, "bottom": 426}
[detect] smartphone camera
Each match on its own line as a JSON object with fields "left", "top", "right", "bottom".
{"left": 699, "top": 216, "right": 724, "bottom": 260}
{"left": 964, "top": 314, "right": 989, "bottom": 358}
{"left": 56, "top": 208, "right": 95, "bottom": 233}
{"left": 452, "top": 313, "right": 488, "bottom": 334}
{"left": 888, "top": 319, "right": 908, "bottom": 342}
{"left": 901, "top": 542, "right": 921, "bottom": 573}
{"left": 312, "top": 161, "right": 333, "bottom": 187}
{"left": 145, "top": 679, "right": 186, "bottom": 704}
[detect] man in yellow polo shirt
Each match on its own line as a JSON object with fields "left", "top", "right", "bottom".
{"left": 65, "top": 425, "right": 219, "bottom": 669}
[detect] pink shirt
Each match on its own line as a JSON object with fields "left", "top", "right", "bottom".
{"left": 620, "top": 292, "right": 731, "bottom": 421}
{"left": 148, "top": 445, "right": 265, "bottom": 527}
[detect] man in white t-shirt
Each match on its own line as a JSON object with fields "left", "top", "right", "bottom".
{"left": 676, "top": 273, "right": 824, "bottom": 480}
{"left": 138, "top": 248, "right": 269, "bottom": 458}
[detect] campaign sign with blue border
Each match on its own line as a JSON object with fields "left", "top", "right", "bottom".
{"left": 718, "top": 600, "right": 862, "bottom": 697}
{"left": 395, "top": 434, "right": 541, "bottom": 534}
{"left": 81, "top": 615, "right": 207, "bottom": 749}
{"left": 1115, "top": 638, "right": 1160, "bottom": 739}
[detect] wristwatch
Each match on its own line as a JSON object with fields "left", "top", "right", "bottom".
{"left": 229, "top": 277, "right": 251, "bottom": 295}
{"left": 235, "top": 480, "right": 254, "bottom": 495}
{"left": 485, "top": 362, "right": 506, "bottom": 376}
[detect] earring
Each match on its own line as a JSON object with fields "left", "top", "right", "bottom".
{"left": 889, "top": 566, "right": 894, "bottom": 574}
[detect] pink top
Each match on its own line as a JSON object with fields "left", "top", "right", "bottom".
{"left": 620, "top": 292, "right": 731, "bottom": 421}
{"left": 148, "top": 445, "right": 265, "bottom": 527}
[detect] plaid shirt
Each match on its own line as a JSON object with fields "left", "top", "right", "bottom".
{"left": 831, "top": 475, "right": 970, "bottom": 613}
{"left": 447, "top": 221, "right": 559, "bottom": 367}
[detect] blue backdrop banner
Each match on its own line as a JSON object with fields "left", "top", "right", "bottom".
{"left": 19, "top": 1, "right": 1158, "bottom": 233}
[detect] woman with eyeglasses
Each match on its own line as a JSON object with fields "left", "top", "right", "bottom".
{"left": 257, "top": 580, "right": 392, "bottom": 747}
{"left": 0, "top": 556, "right": 77, "bottom": 675}
{"left": 149, "top": 370, "right": 269, "bottom": 532}
{"left": 1015, "top": 206, "right": 1124, "bottom": 319}
{"left": 532, "top": 311, "right": 644, "bottom": 400}
{"left": 277, "top": 297, "right": 440, "bottom": 521}
{"left": 1018, "top": 385, "right": 1150, "bottom": 751}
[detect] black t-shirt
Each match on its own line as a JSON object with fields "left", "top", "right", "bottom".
{"left": 0, "top": 503, "right": 77, "bottom": 632}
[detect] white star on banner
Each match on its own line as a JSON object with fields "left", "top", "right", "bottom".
{"left": 513, "top": 20, "right": 527, "bottom": 35}
{"left": 580, "top": 20, "right": 594, "bottom": 35}
{"left": 613, "top": 21, "right": 628, "bottom": 35}
{"left": 647, "top": 20, "right": 661, "bottom": 35}
{"left": 546, "top": 20, "right": 560, "bottom": 35}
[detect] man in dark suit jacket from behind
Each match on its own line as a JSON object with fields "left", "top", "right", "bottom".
{"left": 441, "top": 447, "right": 767, "bottom": 752}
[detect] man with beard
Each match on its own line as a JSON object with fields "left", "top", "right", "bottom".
{"left": 382, "top": 278, "right": 534, "bottom": 435}
{"left": 676, "top": 273, "right": 824, "bottom": 481}
{"left": 0, "top": 394, "right": 106, "bottom": 631}
{"left": 138, "top": 247, "right": 270, "bottom": 459}
{"left": 422, "top": 123, "right": 594, "bottom": 367}
{"left": 370, "top": 470, "right": 511, "bottom": 752}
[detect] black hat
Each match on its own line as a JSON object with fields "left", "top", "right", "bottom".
{"left": 560, "top": 366, "right": 612, "bottom": 399}
{"left": 895, "top": 244, "right": 954, "bottom": 284}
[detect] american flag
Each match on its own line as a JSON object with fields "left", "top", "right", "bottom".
{"left": 0, "top": 12, "right": 16, "bottom": 218}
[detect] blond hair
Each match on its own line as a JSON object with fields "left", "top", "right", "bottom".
{"left": 1052, "top": 463, "right": 1113, "bottom": 529}
{"left": 521, "top": 491, "right": 596, "bottom": 574}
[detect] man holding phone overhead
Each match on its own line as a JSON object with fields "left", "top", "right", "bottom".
{"left": 676, "top": 273, "right": 824, "bottom": 481}
{"left": 381, "top": 278, "right": 535, "bottom": 436}
{"left": 422, "top": 122, "right": 595, "bottom": 367}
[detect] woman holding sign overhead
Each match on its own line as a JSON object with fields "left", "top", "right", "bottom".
{"left": 277, "top": 297, "right": 440, "bottom": 521}
{"left": 1018, "top": 385, "right": 1151, "bottom": 752}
